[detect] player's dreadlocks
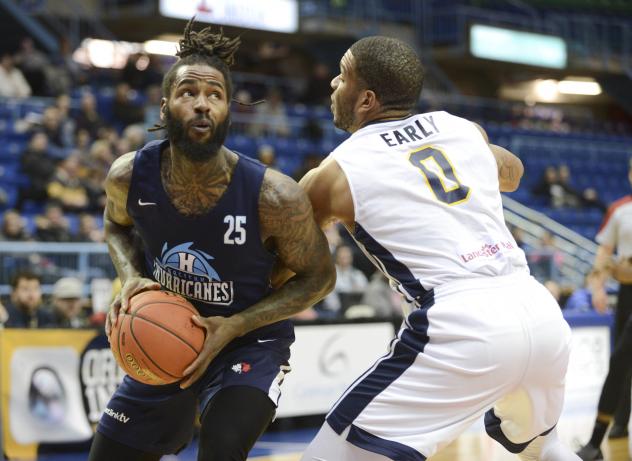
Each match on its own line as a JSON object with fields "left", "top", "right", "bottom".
{"left": 176, "top": 17, "right": 240, "bottom": 66}
{"left": 150, "top": 17, "right": 241, "bottom": 132}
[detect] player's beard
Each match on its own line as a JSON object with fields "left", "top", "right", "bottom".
{"left": 332, "top": 91, "right": 358, "bottom": 132}
{"left": 164, "top": 108, "right": 230, "bottom": 162}
{"left": 333, "top": 105, "right": 355, "bottom": 132}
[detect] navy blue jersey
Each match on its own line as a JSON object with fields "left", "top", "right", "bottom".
{"left": 126, "top": 139, "right": 292, "bottom": 342}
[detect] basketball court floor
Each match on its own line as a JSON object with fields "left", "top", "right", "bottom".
{"left": 35, "top": 414, "right": 630, "bottom": 460}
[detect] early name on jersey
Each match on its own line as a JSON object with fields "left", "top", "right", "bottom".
{"left": 379, "top": 115, "right": 440, "bottom": 147}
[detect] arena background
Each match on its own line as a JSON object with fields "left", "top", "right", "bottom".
{"left": 0, "top": 0, "right": 631, "bottom": 459}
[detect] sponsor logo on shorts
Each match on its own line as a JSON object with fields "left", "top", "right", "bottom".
{"left": 231, "top": 362, "right": 251, "bottom": 374}
{"left": 104, "top": 407, "right": 130, "bottom": 423}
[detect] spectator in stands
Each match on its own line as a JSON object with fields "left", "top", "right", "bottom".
{"left": 323, "top": 222, "right": 343, "bottom": 253}
{"left": 331, "top": 244, "right": 368, "bottom": 314}
{"left": 55, "top": 94, "right": 76, "bottom": 147}
{"left": 564, "top": 273, "right": 596, "bottom": 312}
{"left": 144, "top": 84, "right": 162, "bottom": 138}
{"left": 558, "top": 164, "right": 607, "bottom": 212}
{"left": 249, "top": 87, "right": 290, "bottom": 137}
{"left": 75, "top": 92, "right": 103, "bottom": 140}
{"left": 531, "top": 165, "right": 567, "bottom": 208}
{"left": 581, "top": 188, "right": 607, "bottom": 213}
{"left": 257, "top": 144, "right": 278, "bottom": 170}
{"left": 74, "top": 213, "right": 104, "bottom": 243}
{"left": 301, "top": 118, "right": 324, "bottom": 144}
{"left": 0, "top": 209, "right": 31, "bottom": 241}
{"left": 528, "top": 231, "right": 563, "bottom": 282}
{"left": 231, "top": 89, "right": 255, "bottom": 134}
{"left": 301, "top": 62, "right": 332, "bottom": 106}
{"left": 50, "top": 277, "right": 88, "bottom": 328}
{"left": 14, "top": 37, "right": 51, "bottom": 96}
{"left": 87, "top": 139, "right": 115, "bottom": 172}
{"left": 46, "top": 154, "right": 90, "bottom": 212}
{"left": 122, "top": 124, "right": 146, "bottom": 152}
{"left": 17, "top": 132, "right": 58, "bottom": 208}
{"left": 34, "top": 202, "right": 72, "bottom": 242}
{"left": 122, "top": 53, "right": 161, "bottom": 91}
{"left": 555, "top": 164, "right": 582, "bottom": 207}
{"left": 48, "top": 37, "right": 82, "bottom": 95}
{"left": 4, "top": 271, "right": 53, "bottom": 328}
{"left": 112, "top": 82, "right": 145, "bottom": 127}
{"left": 75, "top": 128, "right": 92, "bottom": 154}
{"left": 509, "top": 225, "right": 533, "bottom": 253}
{"left": 361, "top": 272, "right": 404, "bottom": 318}
{"left": 0, "top": 53, "right": 31, "bottom": 98}
{"left": 41, "top": 106, "right": 68, "bottom": 149}
{"left": 81, "top": 143, "right": 110, "bottom": 212}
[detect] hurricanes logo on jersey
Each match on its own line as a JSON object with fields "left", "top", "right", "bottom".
{"left": 152, "top": 242, "right": 233, "bottom": 305}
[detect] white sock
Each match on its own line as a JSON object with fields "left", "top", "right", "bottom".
{"left": 518, "top": 429, "right": 580, "bottom": 461}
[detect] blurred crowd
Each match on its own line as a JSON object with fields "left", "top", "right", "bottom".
{"left": 0, "top": 32, "right": 630, "bottom": 327}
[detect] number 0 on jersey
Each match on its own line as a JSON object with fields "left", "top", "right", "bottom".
{"left": 408, "top": 146, "right": 471, "bottom": 205}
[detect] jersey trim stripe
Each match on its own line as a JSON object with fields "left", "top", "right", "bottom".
{"left": 346, "top": 424, "right": 427, "bottom": 461}
{"left": 326, "top": 301, "right": 434, "bottom": 435}
{"left": 354, "top": 222, "right": 429, "bottom": 304}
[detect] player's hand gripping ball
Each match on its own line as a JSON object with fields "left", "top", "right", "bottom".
{"left": 110, "top": 291, "right": 206, "bottom": 385}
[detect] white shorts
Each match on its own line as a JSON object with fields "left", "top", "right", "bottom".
{"left": 303, "top": 272, "right": 572, "bottom": 461}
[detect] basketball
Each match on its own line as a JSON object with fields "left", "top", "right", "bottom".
{"left": 110, "top": 290, "right": 206, "bottom": 386}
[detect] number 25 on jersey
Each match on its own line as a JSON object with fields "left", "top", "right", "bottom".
{"left": 224, "top": 215, "right": 246, "bottom": 245}
{"left": 408, "top": 146, "right": 470, "bottom": 205}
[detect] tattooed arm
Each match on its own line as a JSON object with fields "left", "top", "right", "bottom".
{"left": 181, "top": 169, "right": 335, "bottom": 388}
{"left": 104, "top": 152, "right": 159, "bottom": 335}
{"left": 269, "top": 155, "right": 354, "bottom": 288}
{"left": 239, "top": 169, "right": 336, "bottom": 329}
{"left": 474, "top": 123, "right": 524, "bottom": 192}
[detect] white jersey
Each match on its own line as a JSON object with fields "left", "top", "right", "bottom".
{"left": 331, "top": 110, "right": 528, "bottom": 304}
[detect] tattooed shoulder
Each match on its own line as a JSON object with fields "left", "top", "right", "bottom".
{"left": 259, "top": 169, "right": 314, "bottom": 242}
{"left": 106, "top": 151, "right": 135, "bottom": 193}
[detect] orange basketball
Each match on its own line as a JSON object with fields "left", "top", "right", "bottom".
{"left": 110, "top": 290, "right": 206, "bottom": 385}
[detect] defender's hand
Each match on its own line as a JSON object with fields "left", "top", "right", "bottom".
{"left": 179, "top": 315, "right": 244, "bottom": 389}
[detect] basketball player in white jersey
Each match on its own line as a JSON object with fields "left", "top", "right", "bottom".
{"left": 298, "top": 37, "right": 580, "bottom": 461}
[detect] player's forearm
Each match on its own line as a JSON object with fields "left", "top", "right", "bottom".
{"left": 269, "top": 260, "right": 296, "bottom": 289}
{"left": 233, "top": 267, "right": 335, "bottom": 334}
{"left": 614, "top": 266, "right": 632, "bottom": 284}
{"left": 591, "top": 246, "right": 614, "bottom": 280}
{"left": 104, "top": 217, "right": 145, "bottom": 283}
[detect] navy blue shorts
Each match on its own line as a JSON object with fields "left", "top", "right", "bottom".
{"left": 97, "top": 336, "right": 292, "bottom": 455}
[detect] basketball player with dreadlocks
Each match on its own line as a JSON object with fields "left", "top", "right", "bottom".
{"left": 87, "top": 19, "right": 335, "bottom": 461}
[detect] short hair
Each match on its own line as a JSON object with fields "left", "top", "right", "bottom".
{"left": 11, "top": 270, "right": 40, "bottom": 289}
{"left": 350, "top": 36, "right": 424, "bottom": 112}
{"left": 161, "top": 17, "right": 241, "bottom": 100}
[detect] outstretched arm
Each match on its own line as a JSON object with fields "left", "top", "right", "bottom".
{"left": 104, "top": 152, "right": 160, "bottom": 335}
